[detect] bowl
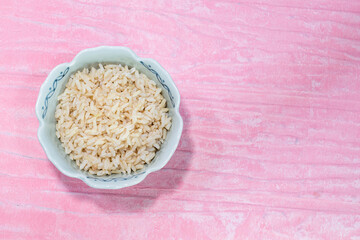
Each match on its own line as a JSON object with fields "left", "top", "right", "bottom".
{"left": 35, "top": 46, "right": 183, "bottom": 189}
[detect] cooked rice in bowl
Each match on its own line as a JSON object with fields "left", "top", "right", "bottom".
{"left": 55, "top": 64, "right": 172, "bottom": 176}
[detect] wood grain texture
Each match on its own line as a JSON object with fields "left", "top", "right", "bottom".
{"left": 1, "top": 0, "right": 360, "bottom": 239}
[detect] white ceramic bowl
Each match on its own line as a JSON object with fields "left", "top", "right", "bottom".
{"left": 35, "top": 46, "right": 183, "bottom": 189}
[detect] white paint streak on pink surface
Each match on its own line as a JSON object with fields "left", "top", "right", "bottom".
{"left": 1, "top": 0, "right": 360, "bottom": 239}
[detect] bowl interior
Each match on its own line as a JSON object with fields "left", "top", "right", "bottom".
{"left": 37, "top": 47, "right": 181, "bottom": 183}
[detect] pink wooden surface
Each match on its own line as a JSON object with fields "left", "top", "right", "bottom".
{"left": 1, "top": 0, "right": 360, "bottom": 239}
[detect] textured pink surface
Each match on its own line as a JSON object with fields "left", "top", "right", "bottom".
{"left": 1, "top": 0, "right": 360, "bottom": 239}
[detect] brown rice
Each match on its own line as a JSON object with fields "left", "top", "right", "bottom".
{"left": 55, "top": 64, "right": 172, "bottom": 176}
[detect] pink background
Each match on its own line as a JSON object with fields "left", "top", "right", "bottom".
{"left": 1, "top": 0, "right": 360, "bottom": 239}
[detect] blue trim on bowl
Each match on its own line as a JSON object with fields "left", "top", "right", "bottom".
{"left": 86, "top": 171, "right": 145, "bottom": 182}
{"left": 42, "top": 67, "right": 70, "bottom": 119}
{"left": 140, "top": 61, "right": 175, "bottom": 107}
